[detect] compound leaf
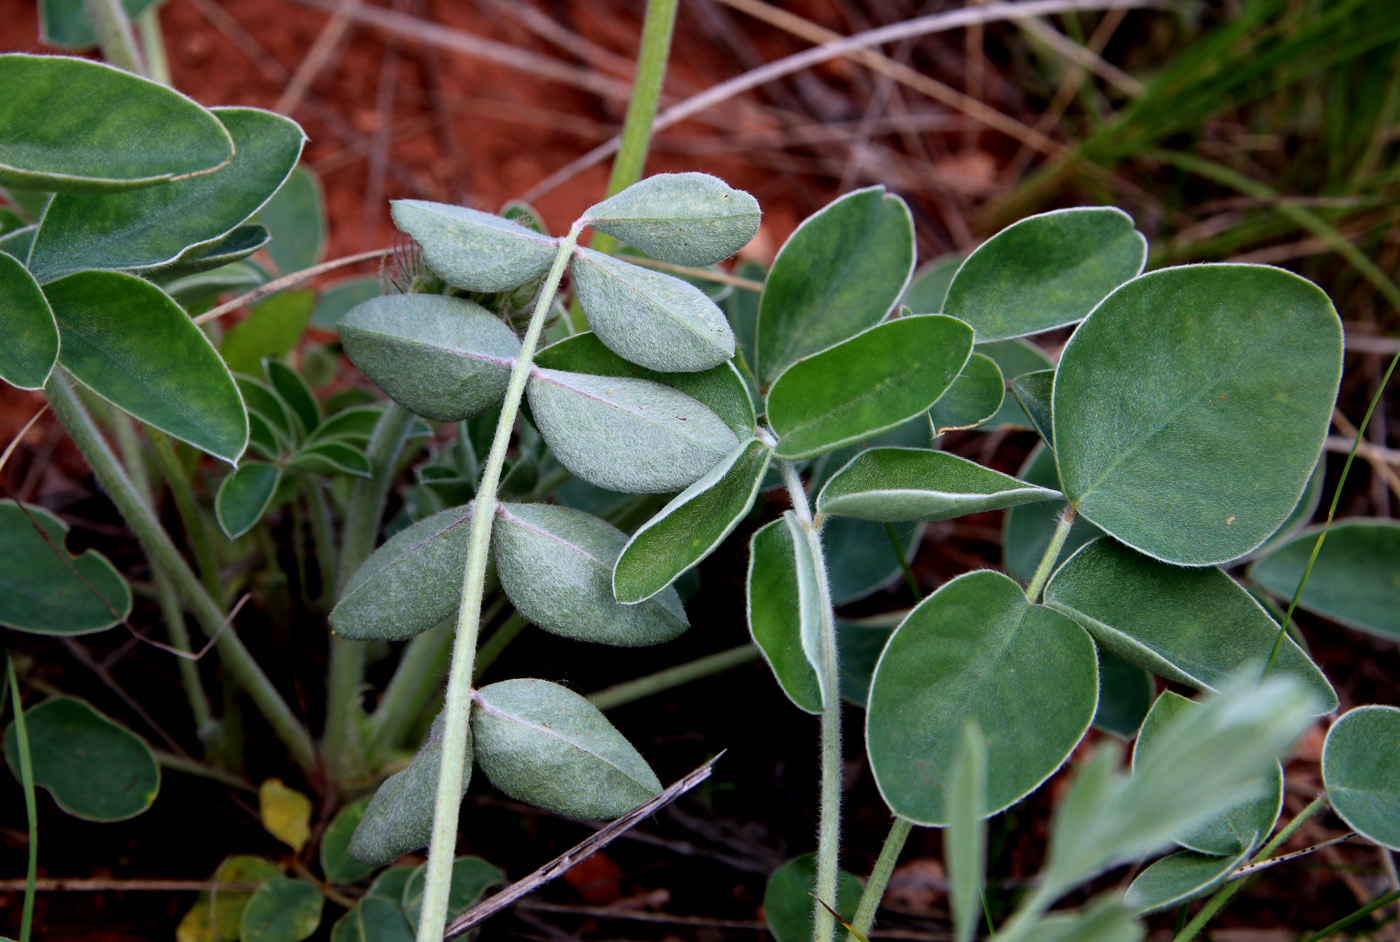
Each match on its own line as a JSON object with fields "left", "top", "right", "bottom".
{"left": 943, "top": 207, "right": 1146, "bottom": 342}
{"left": 747, "top": 514, "right": 824, "bottom": 714}
{"left": 581, "top": 172, "right": 760, "bottom": 266}
{"left": 0, "top": 252, "right": 57, "bottom": 389}
{"left": 930, "top": 352, "right": 1004, "bottom": 435}
{"left": 471, "top": 679, "right": 661, "bottom": 820}
{"left": 1053, "top": 265, "right": 1342, "bottom": 566}
{"left": 391, "top": 199, "right": 558, "bottom": 292}
{"left": 1322, "top": 705, "right": 1400, "bottom": 850}
{"left": 0, "top": 500, "right": 131, "bottom": 634}
{"left": 866, "top": 570, "right": 1097, "bottom": 825}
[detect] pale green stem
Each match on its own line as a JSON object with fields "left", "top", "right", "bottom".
{"left": 849, "top": 817, "right": 914, "bottom": 939}
{"left": 85, "top": 0, "right": 147, "bottom": 75}
{"left": 147, "top": 430, "right": 222, "bottom": 603}
{"left": 1025, "top": 506, "right": 1076, "bottom": 603}
{"left": 1172, "top": 794, "right": 1329, "bottom": 942}
{"left": 135, "top": 7, "right": 171, "bottom": 85}
{"left": 328, "top": 403, "right": 416, "bottom": 781}
{"left": 415, "top": 225, "right": 582, "bottom": 942}
{"left": 363, "top": 593, "right": 508, "bottom": 767}
{"left": 780, "top": 458, "right": 844, "bottom": 942}
{"left": 116, "top": 419, "right": 215, "bottom": 737}
{"left": 302, "top": 475, "right": 338, "bottom": 602}
{"left": 7, "top": 655, "right": 37, "bottom": 942}
{"left": 46, "top": 372, "right": 317, "bottom": 773}
{"left": 589, "top": 644, "right": 761, "bottom": 712}
{"left": 570, "top": 0, "right": 677, "bottom": 327}
{"left": 152, "top": 749, "right": 256, "bottom": 793}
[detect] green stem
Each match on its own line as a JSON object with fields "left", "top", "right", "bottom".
{"left": 148, "top": 430, "right": 222, "bottom": 603}
{"left": 364, "top": 594, "right": 508, "bottom": 768}
{"left": 1301, "top": 888, "right": 1400, "bottom": 942}
{"left": 302, "top": 475, "right": 338, "bottom": 602}
{"left": 328, "top": 403, "right": 415, "bottom": 781}
{"left": 152, "top": 749, "right": 256, "bottom": 793}
{"left": 135, "top": 7, "right": 171, "bottom": 85}
{"left": 7, "top": 654, "right": 37, "bottom": 942}
{"left": 780, "top": 458, "right": 843, "bottom": 942}
{"left": 116, "top": 419, "right": 215, "bottom": 739}
{"left": 570, "top": 0, "right": 678, "bottom": 326}
{"left": 849, "top": 817, "right": 914, "bottom": 939}
{"left": 46, "top": 372, "right": 317, "bottom": 774}
{"left": 415, "top": 225, "right": 582, "bottom": 942}
{"left": 1172, "top": 794, "right": 1330, "bottom": 942}
{"left": 85, "top": 0, "right": 147, "bottom": 75}
{"left": 589, "top": 644, "right": 761, "bottom": 712}
{"left": 1025, "top": 506, "right": 1076, "bottom": 603}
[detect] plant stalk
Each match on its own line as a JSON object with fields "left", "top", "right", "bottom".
{"left": 849, "top": 816, "right": 914, "bottom": 939}
{"left": 46, "top": 372, "right": 317, "bottom": 774}
{"left": 780, "top": 458, "right": 844, "bottom": 942}
{"left": 570, "top": 0, "right": 677, "bottom": 326}
{"left": 589, "top": 644, "right": 762, "bottom": 712}
{"left": 147, "top": 430, "right": 222, "bottom": 603}
{"left": 415, "top": 225, "right": 582, "bottom": 942}
{"left": 327, "top": 403, "right": 416, "bottom": 781}
{"left": 1025, "top": 506, "right": 1076, "bottom": 603}
{"left": 85, "top": 0, "right": 148, "bottom": 76}
{"left": 135, "top": 6, "right": 171, "bottom": 85}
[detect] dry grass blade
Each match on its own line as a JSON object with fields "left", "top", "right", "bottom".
{"left": 521, "top": 0, "right": 1162, "bottom": 202}
{"left": 276, "top": 0, "right": 361, "bottom": 114}
{"left": 443, "top": 754, "right": 723, "bottom": 937}
{"left": 193, "top": 248, "right": 392, "bottom": 325}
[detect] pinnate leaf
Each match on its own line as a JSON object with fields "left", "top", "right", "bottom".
{"left": 1250, "top": 520, "right": 1400, "bottom": 639}
{"left": 349, "top": 712, "right": 470, "bottom": 866}
{"left": 471, "top": 679, "right": 661, "bottom": 819}
{"left": 614, "top": 437, "right": 771, "bottom": 603}
{"left": 767, "top": 315, "right": 973, "bottom": 460}
{"left": 329, "top": 897, "right": 413, "bottom": 942}
{"left": 1043, "top": 538, "right": 1336, "bottom": 711}
{"left": 492, "top": 502, "right": 689, "bottom": 645}
{"left": 1125, "top": 847, "right": 1251, "bottom": 915}
{"left": 1053, "top": 264, "right": 1342, "bottom": 566}
{"left": 45, "top": 271, "right": 248, "bottom": 462}
{"left": 942, "top": 207, "right": 1146, "bottom": 342}
{"left": 1322, "top": 705, "right": 1400, "bottom": 850}
{"left": 0, "top": 252, "right": 57, "bottom": 389}
{"left": 340, "top": 294, "right": 520, "bottom": 422}
{"left": 0, "top": 54, "right": 233, "bottom": 192}
{"left": 816, "top": 447, "right": 1059, "bottom": 522}
{"left": 866, "top": 570, "right": 1097, "bottom": 825}
{"left": 0, "top": 500, "right": 131, "bottom": 634}
{"left": 930, "top": 352, "right": 1004, "bottom": 435}
{"left": 4, "top": 696, "right": 159, "bottom": 821}
{"left": 747, "top": 515, "right": 824, "bottom": 714}
{"left": 320, "top": 798, "right": 375, "bottom": 885}
{"left": 571, "top": 247, "right": 735, "bottom": 372}
{"left": 581, "top": 172, "right": 760, "bottom": 266}
{"left": 755, "top": 186, "right": 914, "bottom": 385}
{"left": 527, "top": 367, "right": 738, "bottom": 493}
{"left": 331, "top": 503, "right": 473, "bottom": 641}
{"left": 391, "top": 199, "right": 558, "bottom": 292}
{"left": 30, "top": 107, "right": 303, "bottom": 279}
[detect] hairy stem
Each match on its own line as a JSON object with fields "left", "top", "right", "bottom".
{"left": 147, "top": 430, "right": 222, "bottom": 603}
{"left": 1025, "top": 505, "right": 1076, "bottom": 603}
{"left": 849, "top": 817, "right": 913, "bottom": 939}
{"left": 589, "top": 644, "right": 761, "bottom": 712}
{"left": 571, "top": 0, "right": 677, "bottom": 327}
{"left": 416, "top": 224, "right": 582, "bottom": 942}
{"left": 135, "top": 6, "right": 171, "bottom": 84}
{"left": 327, "top": 403, "right": 416, "bottom": 780}
{"left": 780, "top": 458, "right": 843, "bottom": 942}
{"left": 46, "top": 372, "right": 317, "bottom": 773}
{"left": 85, "top": 0, "right": 147, "bottom": 75}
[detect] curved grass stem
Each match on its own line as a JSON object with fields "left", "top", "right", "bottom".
{"left": 415, "top": 224, "right": 582, "bottom": 942}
